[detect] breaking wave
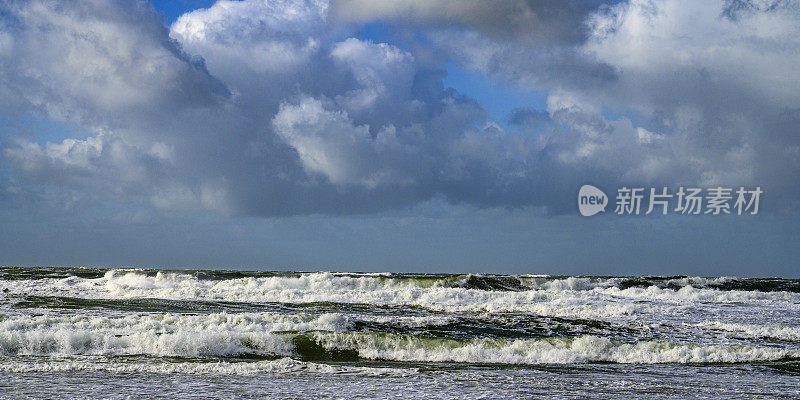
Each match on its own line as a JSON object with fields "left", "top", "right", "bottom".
{"left": 0, "top": 313, "right": 797, "bottom": 365}
{"left": 0, "top": 357, "right": 409, "bottom": 375}
{"left": 1, "top": 267, "right": 798, "bottom": 375}
{"left": 2, "top": 269, "right": 798, "bottom": 320}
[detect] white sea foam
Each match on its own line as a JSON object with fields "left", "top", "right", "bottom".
{"left": 0, "top": 312, "right": 340, "bottom": 357}
{"left": 307, "top": 332, "right": 799, "bottom": 364}
{"left": 0, "top": 357, "right": 409, "bottom": 375}
{"left": 0, "top": 271, "right": 644, "bottom": 320}
{"left": 5, "top": 271, "right": 797, "bottom": 325}
{"left": 596, "top": 285, "right": 798, "bottom": 303}
{"left": 695, "top": 321, "right": 800, "bottom": 342}
{"left": 0, "top": 312, "right": 466, "bottom": 357}
{"left": 0, "top": 311, "right": 796, "bottom": 364}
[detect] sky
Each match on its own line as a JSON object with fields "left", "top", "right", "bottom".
{"left": 0, "top": 0, "right": 798, "bottom": 276}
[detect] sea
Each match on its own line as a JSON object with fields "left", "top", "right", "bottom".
{"left": 0, "top": 267, "right": 798, "bottom": 399}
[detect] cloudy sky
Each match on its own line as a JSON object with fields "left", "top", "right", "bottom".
{"left": 0, "top": 0, "right": 798, "bottom": 276}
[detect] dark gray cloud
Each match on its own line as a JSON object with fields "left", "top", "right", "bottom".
{"left": 1, "top": 0, "right": 798, "bottom": 220}
{"left": 329, "top": 0, "right": 609, "bottom": 44}
{"left": 1, "top": 0, "right": 543, "bottom": 216}
{"left": 0, "top": 0, "right": 229, "bottom": 128}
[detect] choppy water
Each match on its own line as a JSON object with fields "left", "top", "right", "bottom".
{"left": 0, "top": 267, "right": 798, "bottom": 399}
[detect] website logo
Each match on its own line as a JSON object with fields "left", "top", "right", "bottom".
{"left": 578, "top": 184, "right": 608, "bottom": 216}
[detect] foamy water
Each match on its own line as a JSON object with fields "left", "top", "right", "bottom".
{"left": 1, "top": 267, "right": 798, "bottom": 399}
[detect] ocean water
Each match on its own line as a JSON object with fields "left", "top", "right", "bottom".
{"left": 0, "top": 267, "right": 798, "bottom": 399}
